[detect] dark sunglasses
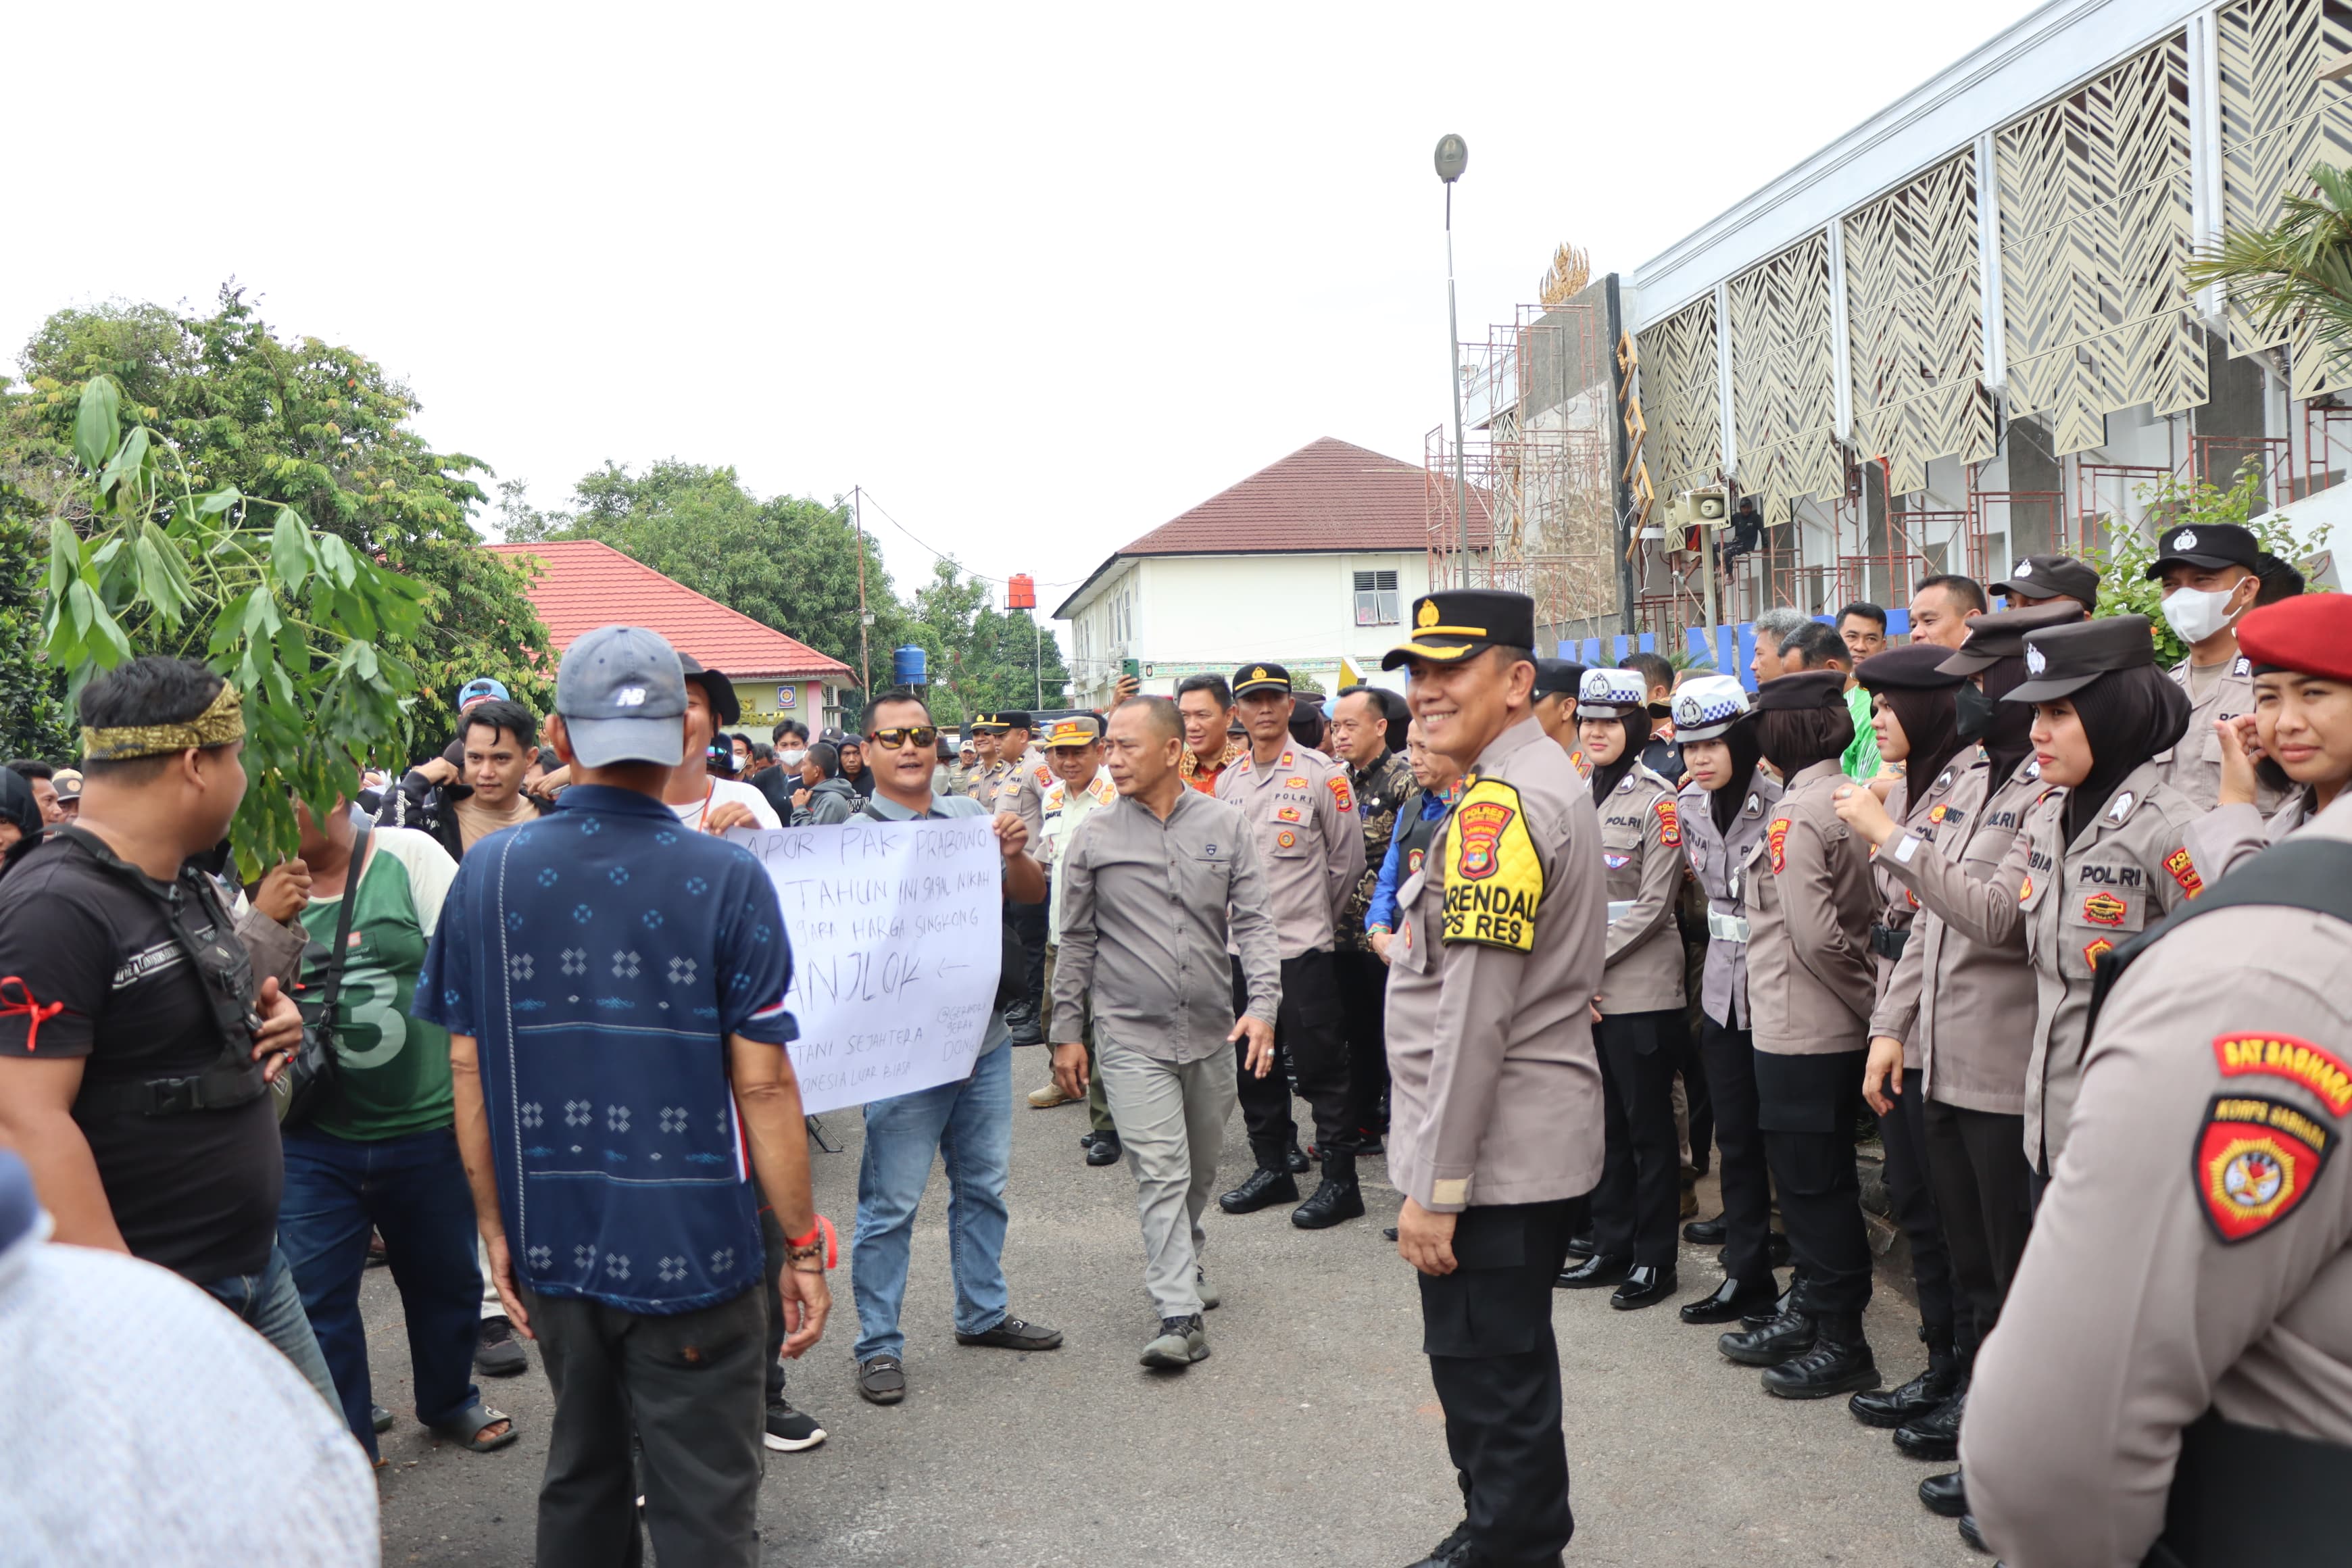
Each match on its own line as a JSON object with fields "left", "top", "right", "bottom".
{"left": 869, "top": 726, "right": 939, "bottom": 750}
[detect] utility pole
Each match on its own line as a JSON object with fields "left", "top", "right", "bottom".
{"left": 852, "top": 487, "right": 873, "bottom": 696}
{"left": 1436, "top": 134, "right": 1471, "bottom": 588}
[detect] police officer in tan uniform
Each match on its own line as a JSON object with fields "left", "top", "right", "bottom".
{"left": 977, "top": 710, "right": 1055, "bottom": 1046}
{"left": 964, "top": 714, "right": 1011, "bottom": 806}
{"left": 1717, "top": 670, "right": 1885, "bottom": 1399}
{"left": 1835, "top": 599, "right": 2080, "bottom": 1519}
{"left": 2146, "top": 521, "right": 2284, "bottom": 814}
{"left": 1857, "top": 617, "right": 2209, "bottom": 1183}
{"left": 1671, "top": 675, "right": 1787, "bottom": 1327}
{"left": 1213, "top": 662, "right": 1368, "bottom": 1229}
{"left": 1382, "top": 589, "right": 1605, "bottom": 1568}
{"left": 1553, "top": 668, "right": 1688, "bottom": 1311}
{"left": 1965, "top": 791, "right": 2352, "bottom": 1567}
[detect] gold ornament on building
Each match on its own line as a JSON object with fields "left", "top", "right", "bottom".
{"left": 1539, "top": 243, "right": 1590, "bottom": 310}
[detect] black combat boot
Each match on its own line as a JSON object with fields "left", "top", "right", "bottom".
{"left": 1218, "top": 1166, "right": 1299, "bottom": 1215}
{"left": 1917, "top": 1467, "right": 1967, "bottom": 1517}
{"left": 1894, "top": 1379, "right": 1968, "bottom": 1461}
{"left": 1292, "top": 1152, "right": 1365, "bottom": 1229}
{"left": 1718, "top": 1304, "right": 1815, "bottom": 1367}
{"left": 1761, "top": 1310, "right": 1881, "bottom": 1399}
{"left": 1850, "top": 1321, "right": 1959, "bottom": 1427}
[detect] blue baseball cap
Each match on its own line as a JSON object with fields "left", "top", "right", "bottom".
{"left": 554, "top": 627, "right": 687, "bottom": 768}
{"left": 456, "top": 677, "right": 510, "bottom": 710}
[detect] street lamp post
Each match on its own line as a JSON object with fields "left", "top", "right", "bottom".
{"left": 1435, "top": 134, "right": 1471, "bottom": 589}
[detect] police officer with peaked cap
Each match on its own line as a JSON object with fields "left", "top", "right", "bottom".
{"left": 2145, "top": 521, "right": 2281, "bottom": 814}
{"left": 1212, "top": 661, "right": 1368, "bottom": 1229}
{"left": 1381, "top": 589, "right": 1607, "bottom": 1568}
{"left": 1670, "top": 674, "right": 1785, "bottom": 1327}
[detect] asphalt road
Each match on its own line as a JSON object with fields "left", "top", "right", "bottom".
{"left": 370, "top": 1048, "right": 1980, "bottom": 1567}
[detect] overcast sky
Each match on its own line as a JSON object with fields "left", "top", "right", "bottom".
{"left": 7, "top": 1, "right": 2046, "bottom": 626}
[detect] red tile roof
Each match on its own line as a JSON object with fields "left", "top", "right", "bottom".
{"left": 488, "top": 539, "right": 853, "bottom": 683}
{"left": 1055, "top": 437, "right": 1486, "bottom": 617}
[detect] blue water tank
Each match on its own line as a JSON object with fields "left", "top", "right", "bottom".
{"left": 891, "top": 645, "right": 928, "bottom": 685}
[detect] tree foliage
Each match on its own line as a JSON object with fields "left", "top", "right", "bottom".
{"left": 30, "top": 374, "right": 431, "bottom": 872}
{"left": 0, "top": 458, "right": 74, "bottom": 761}
{"left": 2186, "top": 162, "right": 2352, "bottom": 386}
{"left": 517, "top": 460, "right": 912, "bottom": 689}
{"left": 12, "top": 288, "right": 552, "bottom": 743}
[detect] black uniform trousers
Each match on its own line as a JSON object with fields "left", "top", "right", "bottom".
{"left": 1004, "top": 898, "right": 1050, "bottom": 1043}
{"left": 1230, "top": 951, "right": 1351, "bottom": 1170}
{"left": 1419, "top": 1197, "right": 1580, "bottom": 1567}
{"left": 1698, "top": 1014, "right": 1775, "bottom": 1288}
{"left": 1756, "top": 1048, "right": 1873, "bottom": 1318}
{"left": 1875, "top": 1066, "right": 1955, "bottom": 1333}
{"left": 1589, "top": 1010, "right": 1684, "bottom": 1269}
{"left": 1677, "top": 919, "right": 1715, "bottom": 1173}
{"left": 1920, "top": 1098, "right": 2034, "bottom": 1358}
{"left": 1333, "top": 948, "right": 1392, "bottom": 1137}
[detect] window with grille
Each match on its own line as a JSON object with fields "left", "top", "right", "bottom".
{"left": 1353, "top": 569, "right": 1400, "bottom": 626}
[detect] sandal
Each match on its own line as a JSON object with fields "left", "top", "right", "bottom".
{"left": 430, "top": 1401, "right": 519, "bottom": 1453}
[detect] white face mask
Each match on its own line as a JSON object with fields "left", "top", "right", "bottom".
{"left": 2160, "top": 581, "right": 2249, "bottom": 647}
{"left": 777, "top": 748, "right": 807, "bottom": 768}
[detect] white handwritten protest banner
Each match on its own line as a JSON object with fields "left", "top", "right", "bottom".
{"left": 735, "top": 818, "right": 1003, "bottom": 1115}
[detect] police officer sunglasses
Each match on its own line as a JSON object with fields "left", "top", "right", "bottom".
{"left": 869, "top": 726, "right": 939, "bottom": 750}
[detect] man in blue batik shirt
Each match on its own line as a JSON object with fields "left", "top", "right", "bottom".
{"left": 422, "top": 626, "right": 829, "bottom": 1568}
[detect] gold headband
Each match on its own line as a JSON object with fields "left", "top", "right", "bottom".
{"left": 82, "top": 682, "right": 245, "bottom": 762}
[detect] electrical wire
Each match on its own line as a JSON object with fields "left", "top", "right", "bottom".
{"left": 856, "top": 489, "right": 1097, "bottom": 591}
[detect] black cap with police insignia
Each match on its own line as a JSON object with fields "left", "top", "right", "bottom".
{"left": 2144, "top": 522, "right": 2259, "bottom": 579}
{"left": 2006, "top": 614, "right": 2160, "bottom": 702}
{"left": 1532, "top": 657, "right": 1586, "bottom": 699}
{"left": 1936, "top": 599, "right": 2086, "bottom": 676}
{"left": 1992, "top": 554, "right": 2100, "bottom": 610}
{"left": 1382, "top": 589, "right": 1538, "bottom": 670}
{"left": 1750, "top": 668, "right": 1847, "bottom": 711}
{"left": 1230, "top": 662, "right": 1292, "bottom": 698}
{"left": 1855, "top": 644, "right": 1966, "bottom": 691}
{"left": 969, "top": 712, "right": 1008, "bottom": 735}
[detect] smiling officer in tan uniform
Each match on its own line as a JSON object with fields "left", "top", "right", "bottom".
{"left": 1381, "top": 589, "right": 1604, "bottom": 1568}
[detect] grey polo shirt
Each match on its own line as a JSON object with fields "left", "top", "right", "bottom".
{"left": 1050, "top": 788, "right": 1282, "bottom": 1063}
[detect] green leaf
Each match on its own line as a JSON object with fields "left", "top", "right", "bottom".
{"left": 141, "top": 520, "right": 198, "bottom": 603}
{"left": 132, "top": 536, "right": 181, "bottom": 627}
{"left": 46, "top": 518, "right": 77, "bottom": 595}
{"left": 270, "top": 512, "right": 313, "bottom": 593}
{"left": 198, "top": 486, "right": 241, "bottom": 516}
{"left": 66, "top": 580, "right": 97, "bottom": 637}
{"left": 72, "top": 374, "right": 121, "bottom": 472}
{"left": 209, "top": 590, "right": 253, "bottom": 656}
{"left": 274, "top": 619, "right": 308, "bottom": 676}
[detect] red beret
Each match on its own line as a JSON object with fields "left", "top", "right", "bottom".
{"left": 2236, "top": 594, "right": 2352, "bottom": 683}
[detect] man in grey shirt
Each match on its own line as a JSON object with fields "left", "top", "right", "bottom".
{"left": 1050, "top": 695, "right": 1280, "bottom": 1369}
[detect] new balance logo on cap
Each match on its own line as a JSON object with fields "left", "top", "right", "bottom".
{"left": 616, "top": 688, "right": 646, "bottom": 707}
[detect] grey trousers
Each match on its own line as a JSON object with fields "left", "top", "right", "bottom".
{"left": 1098, "top": 1037, "right": 1237, "bottom": 1319}
{"left": 522, "top": 1283, "right": 767, "bottom": 1568}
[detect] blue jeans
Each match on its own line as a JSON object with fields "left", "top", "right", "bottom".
{"left": 852, "top": 1025, "right": 1014, "bottom": 1363}
{"left": 200, "top": 1242, "right": 339, "bottom": 1413}
{"left": 279, "top": 1124, "right": 485, "bottom": 1458}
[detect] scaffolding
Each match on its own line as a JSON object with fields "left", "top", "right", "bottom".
{"left": 1427, "top": 301, "right": 1616, "bottom": 637}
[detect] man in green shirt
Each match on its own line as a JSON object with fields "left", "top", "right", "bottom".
{"left": 272, "top": 795, "right": 518, "bottom": 1465}
{"left": 1836, "top": 602, "right": 1890, "bottom": 781}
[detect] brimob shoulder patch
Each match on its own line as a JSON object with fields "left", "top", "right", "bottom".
{"left": 1328, "top": 775, "right": 1354, "bottom": 813}
{"left": 2214, "top": 1033, "right": 2352, "bottom": 1117}
{"left": 1655, "top": 795, "right": 1681, "bottom": 848}
{"left": 2195, "top": 1092, "right": 2335, "bottom": 1244}
{"left": 1442, "top": 777, "right": 1542, "bottom": 952}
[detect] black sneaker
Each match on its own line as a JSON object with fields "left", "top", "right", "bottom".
{"left": 764, "top": 1399, "right": 827, "bottom": 1452}
{"left": 954, "top": 1315, "right": 1064, "bottom": 1351}
{"left": 475, "top": 1315, "right": 527, "bottom": 1377}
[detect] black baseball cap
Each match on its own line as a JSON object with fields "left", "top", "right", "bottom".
{"left": 2007, "top": 616, "right": 2160, "bottom": 702}
{"left": 2145, "top": 522, "right": 2260, "bottom": 579}
{"left": 1382, "top": 590, "right": 1538, "bottom": 669}
{"left": 1992, "top": 554, "right": 2100, "bottom": 609}
{"left": 1532, "top": 658, "right": 1586, "bottom": 699}
{"left": 1231, "top": 663, "right": 1293, "bottom": 698}
{"left": 1936, "top": 600, "right": 2086, "bottom": 676}
{"left": 677, "top": 653, "right": 741, "bottom": 726}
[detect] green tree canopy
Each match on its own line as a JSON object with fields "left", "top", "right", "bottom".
{"left": 11, "top": 288, "right": 552, "bottom": 743}
{"left": 907, "top": 558, "right": 1072, "bottom": 728}
{"left": 515, "top": 459, "right": 912, "bottom": 689}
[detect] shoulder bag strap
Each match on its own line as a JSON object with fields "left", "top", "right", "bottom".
{"left": 311, "top": 819, "right": 369, "bottom": 1032}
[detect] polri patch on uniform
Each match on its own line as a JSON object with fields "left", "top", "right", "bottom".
{"left": 1906, "top": 889, "right": 1919, "bottom": 910}
{"left": 2018, "top": 874, "right": 2034, "bottom": 904}
{"left": 2165, "top": 847, "right": 2205, "bottom": 899}
{"left": 1329, "top": 776, "right": 1353, "bottom": 812}
{"left": 1277, "top": 805, "right": 1302, "bottom": 823}
{"left": 1285, "top": 776, "right": 1308, "bottom": 789}
{"left": 1442, "top": 778, "right": 1542, "bottom": 952}
{"left": 1767, "top": 816, "right": 1791, "bottom": 875}
{"left": 2082, "top": 936, "right": 2114, "bottom": 969}
{"left": 2081, "top": 891, "right": 2128, "bottom": 927}
{"left": 2213, "top": 1033, "right": 2352, "bottom": 1117}
{"left": 1276, "top": 830, "right": 1296, "bottom": 849}
{"left": 2194, "top": 1092, "right": 2334, "bottom": 1244}
{"left": 1604, "top": 852, "right": 1631, "bottom": 870}
{"left": 1928, "top": 803, "right": 1951, "bottom": 824}
{"left": 1406, "top": 847, "right": 1425, "bottom": 875}
{"left": 1655, "top": 795, "right": 1680, "bottom": 846}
